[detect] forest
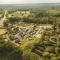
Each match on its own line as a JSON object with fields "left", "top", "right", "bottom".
{"left": 0, "top": 7, "right": 60, "bottom": 60}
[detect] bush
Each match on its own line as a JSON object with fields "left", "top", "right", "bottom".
{"left": 0, "top": 40, "right": 22, "bottom": 60}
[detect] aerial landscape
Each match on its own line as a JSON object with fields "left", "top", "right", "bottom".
{"left": 0, "top": 0, "right": 60, "bottom": 60}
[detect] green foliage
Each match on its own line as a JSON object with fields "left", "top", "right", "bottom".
{"left": 31, "top": 23, "right": 60, "bottom": 60}
{"left": 0, "top": 8, "right": 60, "bottom": 60}
{"left": 0, "top": 40, "right": 22, "bottom": 60}
{"left": 3, "top": 17, "right": 20, "bottom": 27}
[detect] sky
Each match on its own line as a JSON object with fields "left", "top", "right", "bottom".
{"left": 0, "top": 0, "right": 60, "bottom": 4}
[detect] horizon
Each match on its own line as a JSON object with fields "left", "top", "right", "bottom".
{"left": 0, "top": 0, "right": 60, "bottom": 4}
{"left": 0, "top": 3, "right": 60, "bottom": 5}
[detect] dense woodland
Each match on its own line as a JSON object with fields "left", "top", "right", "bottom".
{"left": 0, "top": 7, "right": 60, "bottom": 60}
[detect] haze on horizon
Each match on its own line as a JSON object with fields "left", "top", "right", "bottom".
{"left": 0, "top": 0, "right": 60, "bottom": 4}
